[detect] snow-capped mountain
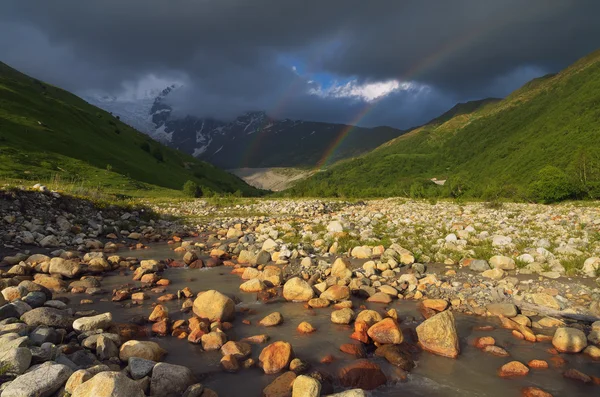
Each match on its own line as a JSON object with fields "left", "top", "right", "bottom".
{"left": 86, "top": 86, "right": 406, "bottom": 169}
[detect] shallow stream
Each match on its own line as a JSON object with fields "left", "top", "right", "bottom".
{"left": 61, "top": 243, "right": 600, "bottom": 396}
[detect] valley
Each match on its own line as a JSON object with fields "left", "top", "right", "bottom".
{"left": 0, "top": 8, "right": 599, "bottom": 397}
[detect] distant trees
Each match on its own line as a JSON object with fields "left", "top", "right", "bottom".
{"left": 182, "top": 180, "right": 202, "bottom": 198}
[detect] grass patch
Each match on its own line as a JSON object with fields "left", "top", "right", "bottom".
{"left": 561, "top": 255, "right": 586, "bottom": 276}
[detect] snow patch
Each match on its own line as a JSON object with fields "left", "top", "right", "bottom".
{"left": 213, "top": 146, "right": 224, "bottom": 155}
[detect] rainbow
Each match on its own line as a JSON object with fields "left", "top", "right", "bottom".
{"left": 240, "top": 13, "right": 513, "bottom": 169}
{"left": 313, "top": 22, "right": 495, "bottom": 169}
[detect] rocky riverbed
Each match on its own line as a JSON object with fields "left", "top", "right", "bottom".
{"left": 1, "top": 189, "right": 599, "bottom": 396}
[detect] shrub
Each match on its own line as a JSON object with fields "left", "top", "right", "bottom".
{"left": 182, "top": 180, "right": 202, "bottom": 198}
{"left": 140, "top": 142, "right": 150, "bottom": 152}
{"left": 151, "top": 147, "right": 164, "bottom": 162}
{"left": 529, "top": 165, "right": 575, "bottom": 203}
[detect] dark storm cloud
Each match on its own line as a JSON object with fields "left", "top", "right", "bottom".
{"left": 1, "top": 0, "right": 598, "bottom": 127}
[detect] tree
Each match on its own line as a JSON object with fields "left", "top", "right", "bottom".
{"left": 182, "top": 180, "right": 202, "bottom": 198}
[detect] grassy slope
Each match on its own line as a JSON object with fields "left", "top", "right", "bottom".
{"left": 287, "top": 49, "right": 600, "bottom": 198}
{"left": 0, "top": 62, "right": 259, "bottom": 197}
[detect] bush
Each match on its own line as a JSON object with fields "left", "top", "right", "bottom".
{"left": 182, "top": 180, "right": 202, "bottom": 198}
{"left": 151, "top": 147, "right": 164, "bottom": 162}
{"left": 529, "top": 165, "right": 575, "bottom": 203}
{"left": 140, "top": 142, "right": 150, "bottom": 152}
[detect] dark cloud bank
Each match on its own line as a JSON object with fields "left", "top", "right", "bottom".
{"left": 1, "top": 0, "right": 599, "bottom": 128}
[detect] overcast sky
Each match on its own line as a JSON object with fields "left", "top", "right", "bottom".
{"left": 1, "top": 0, "right": 599, "bottom": 128}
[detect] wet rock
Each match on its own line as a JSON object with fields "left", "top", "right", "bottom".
{"left": 182, "top": 383, "right": 205, "bottom": 397}
{"left": 415, "top": 310, "right": 459, "bottom": 358}
{"left": 339, "top": 343, "right": 367, "bottom": 358}
{"left": 240, "top": 278, "right": 265, "bottom": 292}
{"left": 73, "top": 312, "right": 112, "bottom": 332}
{"left": 499, "top": 361, "right": 529, "bottom": 377}
{"left": 201, "top": 331, "right": 227, "bottom": 351}
{"left": 262, "top": 371, "right": 296, "bottom": 397}
{"left": 292, "top": 375, "right": 321, "bottom": 397}
{"left": 220, "top": 341, "right": 251, "bottom": 359}
{"left": 367, "top": 292, "right": 392, "bottom": 304}
{"left": 528, "top": 359, "right": 548, "bottom": 369}
{"left": 150, "top": 362, "right": 195, "bottom": 397}
{"left": 583, "top": 345, "right": 600, "bottom": 359}
{"left": 259, "top": 312, "right": 284, "bottom": 327}
{"left": 192, "top": 290, "right": 235, "bottom": 322}
{"left": 338, "top": 359, "right": 387, "bottom": 390}
{"left": 308, "top": 298, "right": 330, "bottom": 308}
{"left": 20, "top": 307, "right": 73, "bottom": 328}
{"left": 374, "top": 345, "right": 415, "bottom": 371}
{"left": 220, "top": 354, "right": 239, "bottom": 372}
{"left": 552, "top": 327, "right": 587, "bottom": 353}
{"left": 128, "top": 357, "right": 156, "bottom": 380}
{"left": 72, "top": 371, "right": 145, "bottom": 397}
{"left": 474, "top": 336, "right": 495, "bottom": 349}
{"left": 563, "top": 368, "right": 591, "bottom": 383}
{"left": 355, "top": 310, "right": 383, "bottom": 327}
{"left": 1, "top": 362, "right": 73, "bottom": 397}
{"left": 325, "top": 390, "right": 367, "bottom": 397}
{"left": 486, "top": 303, "right": 517, "bottom": 317}
{"left": 149, "top": 305, "right": 169, "bottom": 322}
{"left": 422, "top": 299, "right": 448, "bottom": 312}
{"left": 297, "top": 321, "right": 316, "bottom": 334}
{"left": 259, "top": 341, "right": 294, "bottom": 374}
{"left": 331, "top": 308, "right": 355, "bottom": 325}
{"left": 283, "top": 277, "right": 314, "bottom": 301}
{"left": 321, "top": 285, "right": 350, "bottom": 301}
{"left": 521, "top": 387, "right": 553, "bottom": 397}
{"left": 119, "top": 340, "right": 166, "bottom": 362}
{"left": 367, "top": 318, "right": 402, "bottom": 344}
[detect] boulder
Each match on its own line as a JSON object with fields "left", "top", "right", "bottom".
{"left": 119, "top": 340, "right": 166, "bottom": 362}
{"left": 351, "top": 246, "right": 372, "bottom": 259}
{"left": 320, "top": 285, "right": 350, "bottom": 301}
{"left": 486, "top": 303, "right": 518, "bottom": 318}
{"left": 415, "top": 310, "right": 460, "bottom": 358}
{"left": 498, "top": 361, "right": 529, "bottom": 377}
{"left": 367, "top": 318, "right": 403, "bottom": 344}
{"left": 331, "top": 258, "right": 352, "bottom": 279}
{"left": 49, "top": 258, "right": 81, "bottom": 278}
{"left": 259, "top": 341, "right": 293, "bottom": 374}
{"left": 331, "top": 308, "right": 355, "bottom": 325}
{"left": 240, "top": 278, "right": 265, "bottom": 293}
{"left": 220, "top": 341, "right": 252, "bottom": 359}
{"left": 552, "top": 327, "right": 587, "bottom": 353}
{"left": 73, "top": 312, "right": 112, "bottom": 332}
{"left": 283, "top": 277, "right": 314, "bottom": 301}
{"left": 582, "top": 257, "right": 600, "bottom": 277}
{"left": 469, "top": 259, "right": 490, "bottom": 272}
{"left": 338, "top": 359, "right": 387, "bottom": 390}
{"left": 489, "top": 256, "right": 515, "bottom": 270}
{"left": 263, "top": 371, "right": 296, "bottom": 397}
{"left": 0, "top": 347, "right": 32, "bottom": 374}
{"left": 128, "top": 357, "right": 156, "bottom": 380}
{"left": 292, "top": 375, "right": 321, "bottom": 397}
{"left": 72, "top": 371, "right": 144, "bottom": 397}
{"left": 355, "top": 310, "right": 383, "bottom": 327}
{"left": 259, "top": 312, "right": 284, "bottom": 327}
{"left": 192, "top": 290, "right": 235, "bottom": 322}
{"left": 327, "top": 221, "right": 343, "bottom": 233}
{"left": 20, "top": 307, "right": 73, "bottom": 328}
{"left": 374, "top": 345, "right": 415, "bottom": 371}
{"left": 150, "top": 362, "right": 195, "bottom": 397}
{"left": 1, "top": 362, "right": 73, "bottom": 397}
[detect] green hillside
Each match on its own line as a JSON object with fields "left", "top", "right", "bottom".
{"left": 287, "top": 49, "right": 600, "bottom": 202}
{"left": 0, "top": 61, "right": 260, "bottom": 197}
